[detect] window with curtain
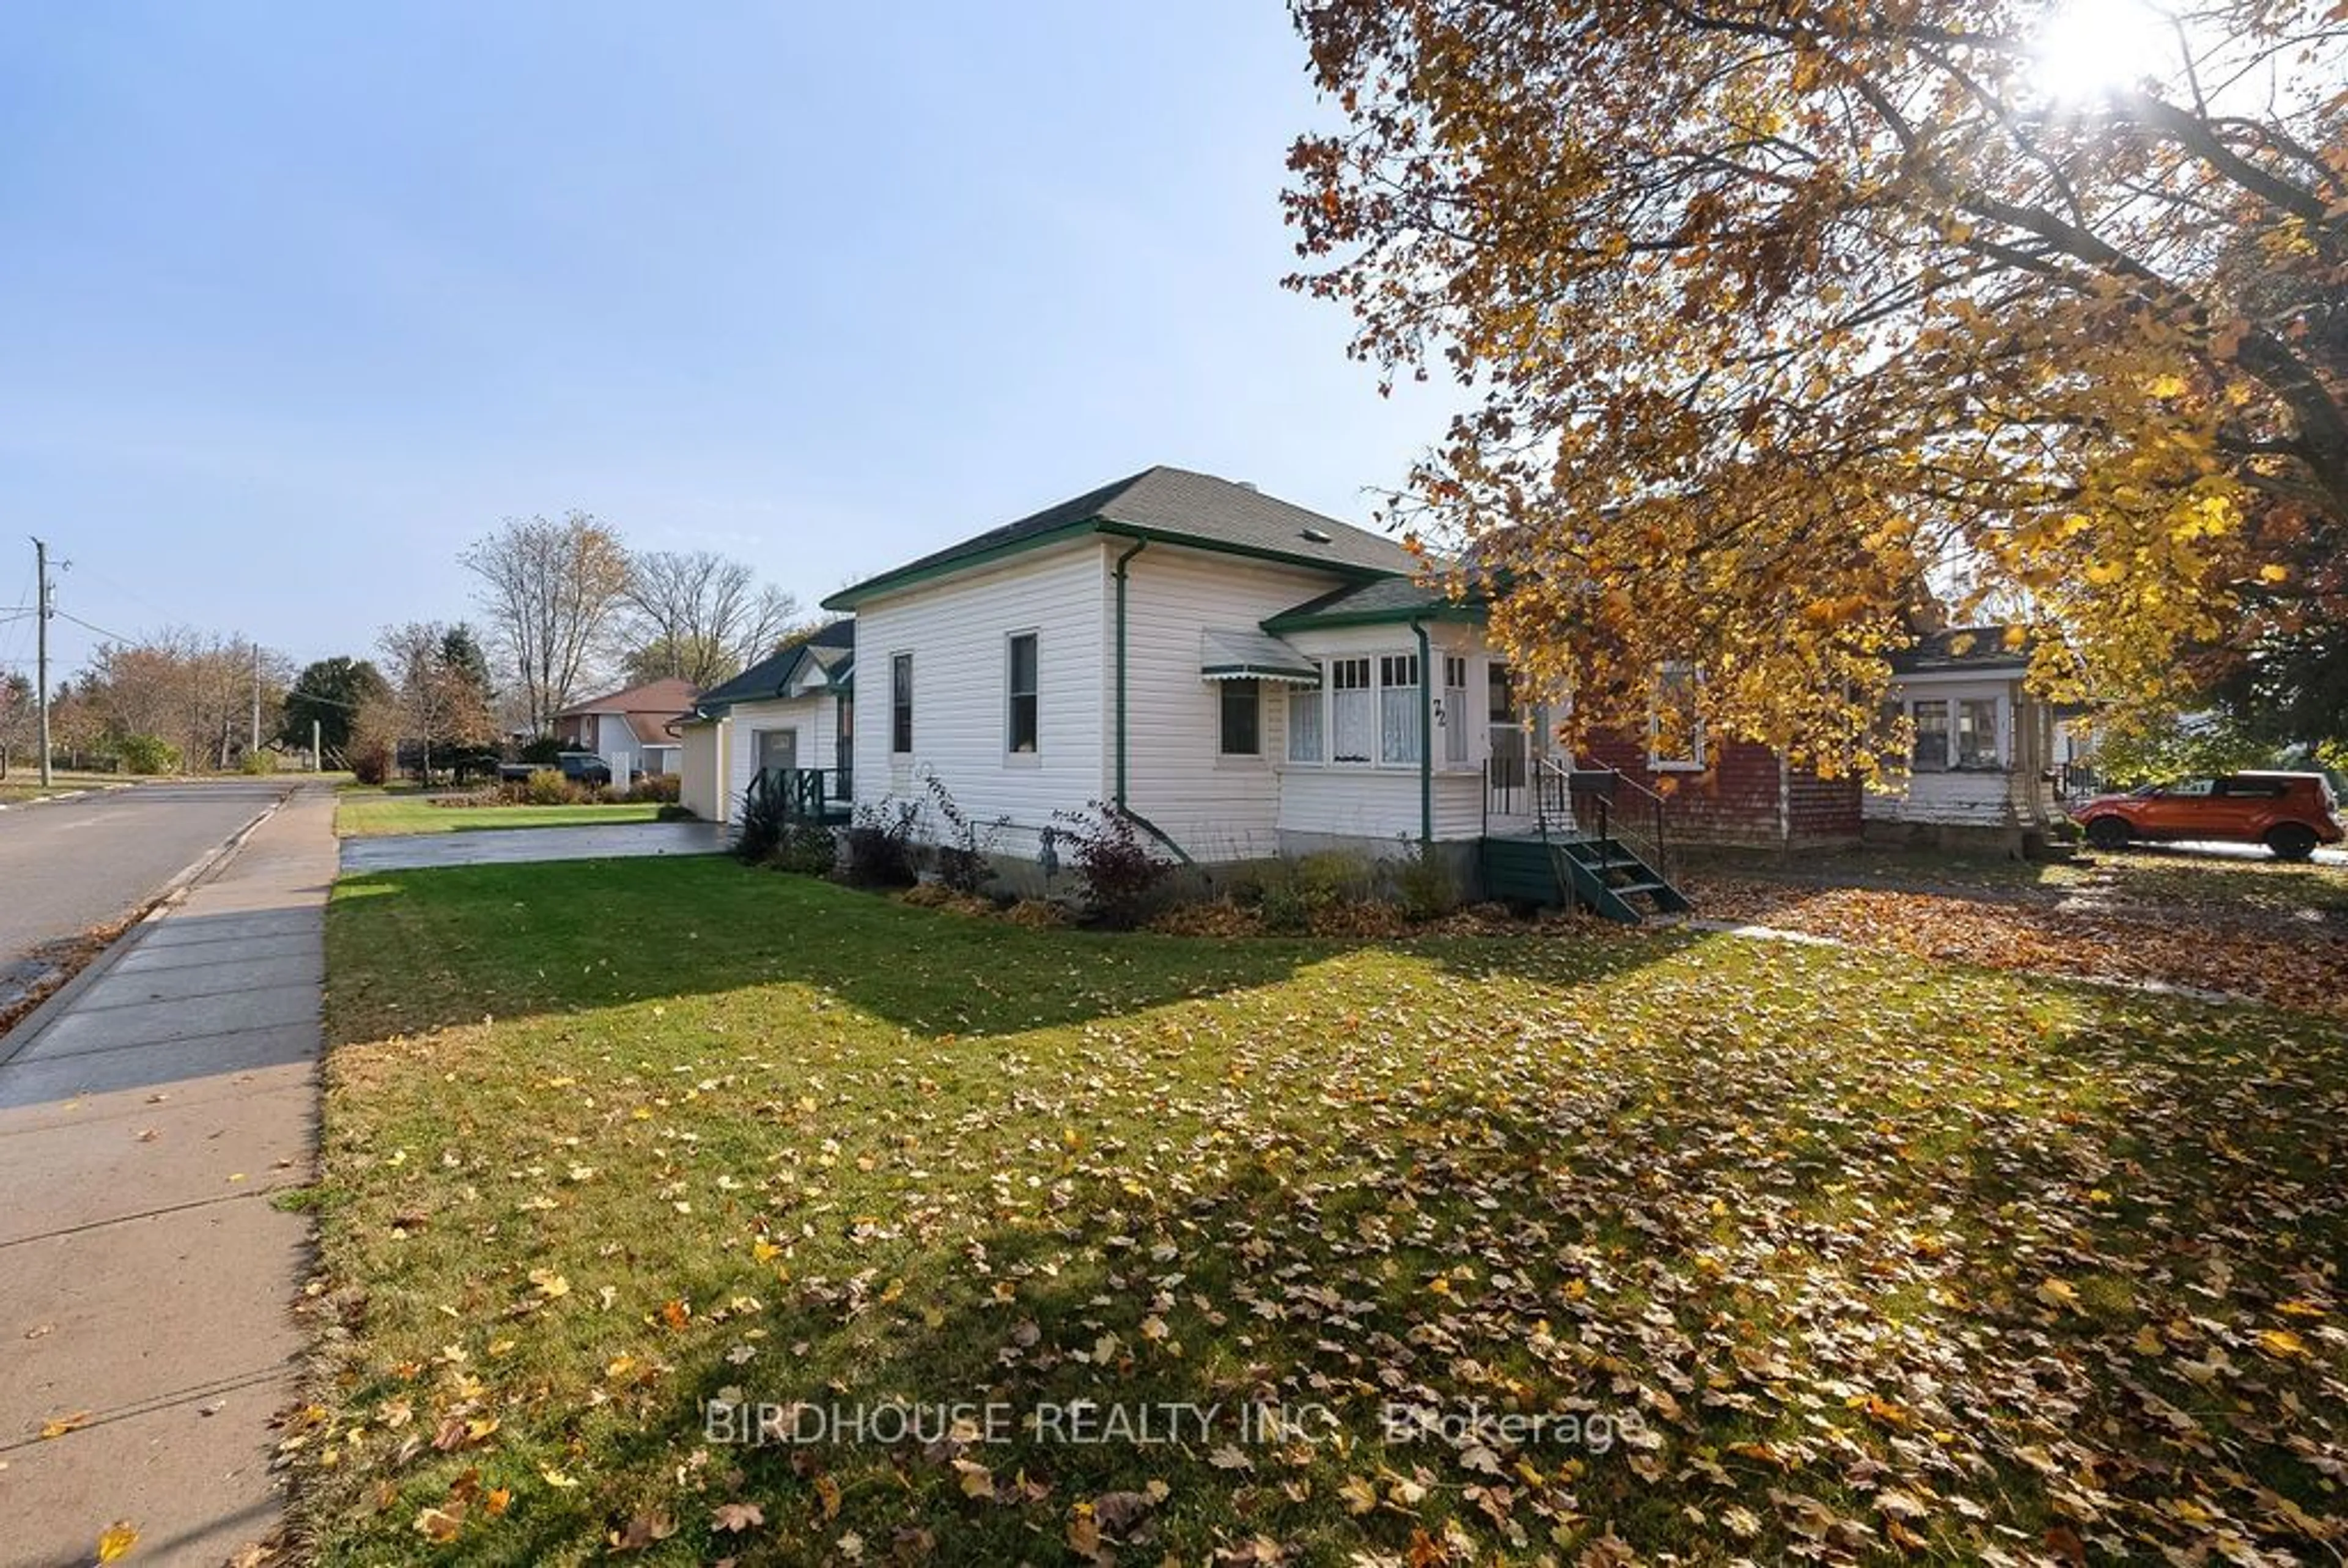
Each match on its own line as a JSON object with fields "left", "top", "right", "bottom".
{"left": 1287, "top": 677, "right": 1323, "bottom": 763}
{"left": 890, "top": 653, "right": 914, "bottom": 754}
{"left": 1219, "top": 680, "right": 1260, "bottom": 756}
{"left": 1911, "top": 698, "right": 1949, "bottom": 770}
{"left": 1379, "top": 653, "right": 1422, "bottom": 765}
{"left": 1955, "top": 698, "right": 1999, "bottom": 768}
{"left": 1442, "top": 655, "right": 1468, "bottom": 764}
{"left": 1330, "top": 658, "right": 1373, "bottom": 764}
{"left": 1006, "top": 632, "right": 1038, "bottom": 754}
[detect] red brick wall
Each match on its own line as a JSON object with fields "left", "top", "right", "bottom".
{"left": 1782, "top": 767, "right": 1863, "bottom": 848}
{"left": 1577, "top": 734, "right": 1860, "bottom": 850}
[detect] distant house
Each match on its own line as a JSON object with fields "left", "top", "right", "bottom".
{"left": 677, "top": 621, "right": 854, "bottom": 827}
{"left": 553, "top": 677, "right": 699, "bottom": 779}
{"left": 1864, "top": 626, "right": 2062, "bottom": 855}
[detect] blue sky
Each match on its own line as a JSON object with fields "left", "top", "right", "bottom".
{"left": 0, "top": 1, "right": 1439, "bottom": 680}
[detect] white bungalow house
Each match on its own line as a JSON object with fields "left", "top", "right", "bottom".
{"left": 819, "top": 466, "right": 1515, "bottom": 872}
{"left": 677, "top": 619, "right": 854, "bottom": 826}
{"left": 679, "top": 467, "right": 1639, "bottom": 894}
{"left": 1864, "top": 626, "right": 2064, "bottom": 855}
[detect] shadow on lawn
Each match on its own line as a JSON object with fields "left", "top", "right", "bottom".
{"left": 325, "top": 959, "right": 2348, "bottom": 1567}
{"left": 324, "top": 857, "right": 1693, "bottom": 1046}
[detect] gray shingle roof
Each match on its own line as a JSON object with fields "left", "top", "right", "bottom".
{"left": 824, "top": 467, "right": 1417, "bottom": 609}
{"left": 693, "top": 619, "right": 855, "bottom": 716}
{"left": 1889, "top": 625, "right": 2032, "bottom": 673}
{"left": 1261, "top": 576, "right": 1482, "bottom": 630}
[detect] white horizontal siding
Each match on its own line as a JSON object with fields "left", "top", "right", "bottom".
{"left": 726, "top": 694, "right": 841, "bottom": 822}
{"left": 1274, "top": 625, "right": 1497, "bottom": 844}
{"left": 851, "top": 541, "right": 1111, "bottom": 856}
{"left": 1120, "top": 549, "right": 1349, "bottom": 860}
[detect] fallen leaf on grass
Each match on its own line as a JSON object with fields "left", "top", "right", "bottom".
{"left": 711, "top": 1501, "right": 764, "bottom": 1533}
{"left": 412, "top": 1504, "right": 463, "bottom": 1542}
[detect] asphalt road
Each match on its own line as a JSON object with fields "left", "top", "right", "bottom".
{"left": 0, "top": 781, "right": 291, "bottom": 980}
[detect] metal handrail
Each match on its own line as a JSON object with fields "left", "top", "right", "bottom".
{"left": 750, "top": 766, "right": 852, "bottom": 822}
{"left": 1564, "top": 763, "right": 1670, "bottom": 883}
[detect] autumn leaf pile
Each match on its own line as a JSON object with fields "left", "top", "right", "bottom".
{"left": 1683, "top": 858, "right": 2348, "bottom": 1019}
{"left": 293, "top": 859, "right": 2347, "bottom": 1564}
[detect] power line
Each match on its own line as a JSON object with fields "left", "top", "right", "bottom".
{"left": 53, "top": 608, "right": 140, "bottom": 646}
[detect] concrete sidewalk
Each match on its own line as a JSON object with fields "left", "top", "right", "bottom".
{"left": 0, "top": 785, "right": 336, "bottom": 1568}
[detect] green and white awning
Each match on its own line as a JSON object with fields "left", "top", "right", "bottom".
{"left": 1200, "top": 628, "right": 1320, "bottom": 683}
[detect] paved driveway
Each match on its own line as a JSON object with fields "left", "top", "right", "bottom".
{"left": 339, "top": 820, "right": 726, "bottom": 874}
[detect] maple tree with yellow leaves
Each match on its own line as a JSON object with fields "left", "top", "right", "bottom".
{"left": 1285, "top": 0, "right": 2347, "bottom": 771}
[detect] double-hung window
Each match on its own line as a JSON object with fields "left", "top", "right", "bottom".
{"left": 890, "top": 653, "right": 914, "bottom": 755}
{"left": 1219, "top": 679, "right": 1261, "bottom": 757}
{"left": 1379, "top": 653, "right": 1422, "bottom": 765}
{"left": 1910, "top": 699, "right": 1949, "bottom": 771}
{"left": 1329, "top": 658, "right": 1374, "bottom": 764}
{"left": 1442, "top": 655, "right": 1469, "bottom": 765}
{"left": 1287, "top": 674, "right": 1324, "bottom": 764}
{"left": 835, "top": 694, "right": 854, "bottom": 798}
{"left": 1955, "top": 698, "right": 1998, "bottom": 769}
{"left": 1006, "top": 632, "right": 1039, "bottom": 754}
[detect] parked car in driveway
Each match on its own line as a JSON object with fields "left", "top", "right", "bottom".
{"left": 2071, "top": 771, "right": 2344, "bottom": 861}
{"left": 495, "top": 751, "right": 613, "bottom": 787}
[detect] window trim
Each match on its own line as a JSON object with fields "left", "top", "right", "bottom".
{"left": 1218, "top": 678, "right": 1262, "bottom": 759}
{"left": 1285, "top": 676, "right": 1324, "bottom": 767}
{"left": 1900, "top": 690, "right": 2009, "bottom": 773}
{"left": 1327, "top": 656, "right": 1376, "bottom": 767}
{"left": 1004, "top": 629, "right": 1039, "bottom": 759}
{"left": 889, "top": 652, "right": 914, "bottom": 756}
{"left": 1378, "top": 651, "right": 1424, "bottom": 768}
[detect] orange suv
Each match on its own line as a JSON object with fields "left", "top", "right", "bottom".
{"left": 2072, "top": 771, "right": 2344, "bottom": 861}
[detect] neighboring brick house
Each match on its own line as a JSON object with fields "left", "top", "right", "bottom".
{"left": 1575, "top": 732, "right": 1864, "bottom": 853}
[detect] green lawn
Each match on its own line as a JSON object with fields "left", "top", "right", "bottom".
{"left": 334, "top": 790, "right": 663, "bottom": 837}
{"left": 1686, "top": 838, "right": 2348, "bottom": 919}
{"left": 303, "top": 859, "right": 2347, "bottom": 1565}
{"left": 0, "top": 770, "right": 131, "bottom": 804}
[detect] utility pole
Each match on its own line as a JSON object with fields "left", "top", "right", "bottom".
{"left": 311, "top": 716, "right": 322, "bottom": 773}
{"left": 32, "top": 537, "right": 51, "bottom": 787}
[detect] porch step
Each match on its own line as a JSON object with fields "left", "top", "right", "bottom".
{"left": 1477, "top": 834, "right": 1693, "bottom": 924}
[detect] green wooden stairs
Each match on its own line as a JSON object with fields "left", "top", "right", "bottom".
{"left": 1479, "top": 833, "right": 1692, "bottom": 924}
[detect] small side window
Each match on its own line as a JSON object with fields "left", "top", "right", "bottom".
{"left": 1219, "top": 680, "right": 1261, "bottom": 757}
{"left": 890, "top": 653, "right": 914, "bottom": 754}
{"left": 1006, "top": 633, "right": 1039, "bottom": 754}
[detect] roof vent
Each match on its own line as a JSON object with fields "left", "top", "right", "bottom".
{"left": 1236, "top": 480, "right": 1259, "bottom": 491}
{"left": 1299, "top": 526, "right": 1334, "bottom": 544}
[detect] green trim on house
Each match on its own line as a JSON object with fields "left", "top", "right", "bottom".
{"left": 824, "top": 521, "right": 1100, "bottom": 610}
{"left": 1414, "top": 620, "right": 1434, "bottom": 844}
{"left": 1112, "top": 537, "right": 1147, "bottom": 808}
{"left": 1261, "top": 602, "right": 1485, "bottom": 632}
{"left": 824, "top": 521, "right": 1400, "bottom": 611}
{"left": 1095, "top": 523, "right": 1398, "bottom": 583}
